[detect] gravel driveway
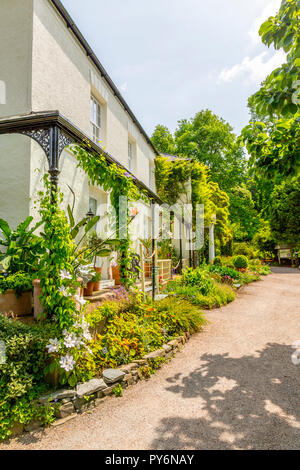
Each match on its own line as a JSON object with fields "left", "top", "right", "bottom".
{"left": 2, "top": 267, "right": 300, "bottom": 450}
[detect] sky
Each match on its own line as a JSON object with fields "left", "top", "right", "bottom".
{"left": 61, "top": 0, "right": 284, "bottom": 137}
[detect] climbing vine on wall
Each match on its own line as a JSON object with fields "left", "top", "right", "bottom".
{"left": 155, "top": 155, "right": 231, "bottom": 245}
{"left": 71, "top": 144, "right": 148, "bottom": 288}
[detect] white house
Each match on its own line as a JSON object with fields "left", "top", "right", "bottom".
{"left": 0, "top": 0, "right": 191, "bottom": 279}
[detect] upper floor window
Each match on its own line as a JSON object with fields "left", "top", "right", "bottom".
{"left": 90, "top": 96, "right": 102, "bottom": 143}
{"left": 128, "top": 140, "right": 134, "bottom": 172}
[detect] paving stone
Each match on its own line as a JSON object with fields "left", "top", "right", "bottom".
{"left": 102, "top": 386, "right": 114, "bottom": 396}
{"left": 119, "top": 363, "right": 139, "bottom": 373}
{"left": 76, "top": 378, "right": 107, "bottom": 398}
{"left": 103, "top": 369, "right": 126, "bottom": 384}
{"left": 162, "top": 344, "right": 172, "bottom": 353}
{"left": 39, "top": 389, "right": 76, "bottom": 404}
{"left": 55, "top": 402, "right": 75, "bottom": 419}
{"left": 24, "top": 421, "right": 42, "bottom": 432}
{"left": 168, "top": 340, "right": 179, "bottom": 349}
{"left": 132, "top": 359, "right": 147, "bottom": 365}
{"left": 143, "top": 349, "right": 166, "bottom": 361}
{"left": 10, "top": 422, "right": 24, "bottom": 437}
{"left": 51, "top": 415, "right": 77, "bottom": 427}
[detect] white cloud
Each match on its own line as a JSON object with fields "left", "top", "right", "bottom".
{"left": 217, "top": 50, "right": 286, "bottom": 85}
{"left": 249, "top": 0, "right": 281, "bottom": 45}
{"left": 120, "top": 82, "right": 128, "bottom": 92}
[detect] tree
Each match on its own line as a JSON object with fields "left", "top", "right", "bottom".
{"left": 242, "top": 0, "right": 300, "bottom": 179}
{"left": 269, "top": 177, "right": 300, "bottom": 244}
{"left": 228, "top": 185, "right": 261, "bottom": 242}
{"left": 175, "top": 110, "right": 246, "bottom": 192}
{"left": 151, "top": 125, "right": 176, "bottom": 155}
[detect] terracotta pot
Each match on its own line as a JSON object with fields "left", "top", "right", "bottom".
{"left": 93, "top": 267, "right": 102, "bottom": 292}
{"left": 111, "top": 265, "right": 121, "bottom": 286}
{"left": 84, "top": 281, "right": 95, "bottom": 297}
{"left": 0, "top": 289, "right": 32, "bottom": 317}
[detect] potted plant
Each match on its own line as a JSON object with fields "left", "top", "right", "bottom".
{"left": 111, "top": 260, "right": 121, "bottom": 286}
{"left": 0, "top": 272, "right": 33, "bottom": 317}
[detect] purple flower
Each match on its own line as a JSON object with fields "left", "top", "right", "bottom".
{"left": 124, "top": 172, "right": 135, "bottom": 180}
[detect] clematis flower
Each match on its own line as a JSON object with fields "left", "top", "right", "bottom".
{"left": 64, "top": 332, "right": 78, "bottom": 349}
{"left": 74, "top": 295, "right": 87, "bottom": 307}
{"left": 59, "top": 353, "right": 75, "bottom": 372}
{"left": 58, "top": 286, "right": 70, "bottom": 297}
{"left": 46, "top": 338, "right": 60, "bottom": 354}
{"left": 60, "top": 270, "right": 72, "bottom": 280}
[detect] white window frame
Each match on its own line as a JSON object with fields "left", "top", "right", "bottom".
{"left": 149, "top": 160, "right": 154, "bottom": 189}
{"left": 90, "top": 96, "right": 102, "bottom": 143}
{"left": 89, "top": 197, "right": 97, "bottom": 216}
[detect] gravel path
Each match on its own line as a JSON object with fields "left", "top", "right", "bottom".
{"left": 2, "top": 267, "right": 300, "bottom": 450}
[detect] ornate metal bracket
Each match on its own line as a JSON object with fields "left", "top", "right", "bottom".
{"left": 20, "top": 127, "right": 74, "bottom": 163}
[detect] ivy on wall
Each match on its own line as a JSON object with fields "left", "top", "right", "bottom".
{"left": 155, "top": 155, "right": 231, "bottom": 246}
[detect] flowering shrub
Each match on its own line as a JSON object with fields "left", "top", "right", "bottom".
{"left": 181, "top": 267, "right": 214, "bottom": 295}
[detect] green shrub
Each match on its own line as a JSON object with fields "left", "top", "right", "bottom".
{"left": 167, "top": 280, "right": 235, "bottom": 309}
{"left": 233, "top": 255, "right": 249, "bottom": 269}
{"left": 213, "top": 256, "right": 222, "bottom": 266}
{"left": 233, "top": 242, "right": 259, "bottom": 259}
{"left": 0, "top": 272, "right": 32, "bottom": 297}
{"left": 0, "top": 316, "right": 55, "bottom": 440}
{"left": 208, "top": 265, "right": 241, "bottom": 281}
{"left": 181, "top": 267, "right": 214, "bottom": 295}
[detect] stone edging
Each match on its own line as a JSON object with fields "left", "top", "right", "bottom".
{"left": 10, "top": 332, "right": 191, "bottom": 436}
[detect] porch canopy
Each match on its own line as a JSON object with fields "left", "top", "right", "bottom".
{"left": 0, "top": 111, "right": 192, "bottom": 285}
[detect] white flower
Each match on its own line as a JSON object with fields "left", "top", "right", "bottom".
{"left": 58, "top": 286, "right": 70, "bottom": 297}
{"left": 59, "top": 353, "right": 75, "bottom": 372}
{"left": 46, "top": 338, "right": 60, "bottom": 354}
{"left": 64, "top": 332, "right": 78, "bottom": 349}
{"left": 74, "top": 295, "right": 87, "bottom": 307}
{"left": 60, "top": 270, "right": 72, "bottom": 280}
{"left": 83, "top": 330, "right": 92, "bottom": 342}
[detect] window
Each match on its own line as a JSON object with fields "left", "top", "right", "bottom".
{"left": 90, "top": 96, "right": 102, "bottom": 143}
{"left": 89, "top": 197, "right": 97, "bottom": 216}
{"left": 128, "top": 141, "right": 134, "bottom": 172}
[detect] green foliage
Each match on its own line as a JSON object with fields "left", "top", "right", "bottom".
{"left": 86, "top": 295, "right": 206, "bottom": 371}
{"left": 213, "top": 256, "right": 222, "bottom": 266}
{"left": 208, "top": 265, "right": 241, "bottom": 281}
{"left": 252, "top": 0, "right": 300, "bottom": 118}
{"left": 167, "top": 280, "right": 236, "bottom": 309}
{"left": 233, "top": 255, "right": 249, "bottom": 269}
{"left": 229, "top": 185, "right": 261, "bottom": 241}
{"left": 112, "top": 384, "right": 123, "bottom": 397}
{"left": 72, "top": 144, "right": 143, "bottom": 289}
{"left": 0, "top": 272, "right": 32, "bottom": 297}
{"left": 269, "top": 176, "right": 300, "bottom": 244}
{"left": 0, "top": 217, "right": 44, "bottom": 274}
{"left": 242, "top": 0, "right": 300, "bottom": 179}
{"left": 0, "top": 316, "right": 55, "bottom": 440}
{"left": 174, "top": 110, "right": 246, "bottom": 193}
{"left": 151, "top": 125, "right": 176, "bottom": 155}
{"left": 181, "top": 267, "right": 214, "bottom": 294}
{"left": 37, "top": 176, "right": 77, "bottom": 328}
{"left": 233, "top": 242, "right": 260, "bottom": 259}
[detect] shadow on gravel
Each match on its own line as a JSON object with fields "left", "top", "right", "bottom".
{"left": 152, "top": 343, "right": 300, "bottom": 450}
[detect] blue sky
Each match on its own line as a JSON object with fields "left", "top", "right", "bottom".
{"left": 61, "top": 0, "right": 284, "bottom": 137}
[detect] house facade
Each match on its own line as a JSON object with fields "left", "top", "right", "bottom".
{"left": 0, "top": 0, "right": 191, "bottom": 278}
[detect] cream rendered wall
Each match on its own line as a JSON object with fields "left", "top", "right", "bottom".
{"left": 0, "top": 0, "right": 34, "bottom": 229}
{"left": 31, "top": 0, "right": 156, "bottom": 189}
